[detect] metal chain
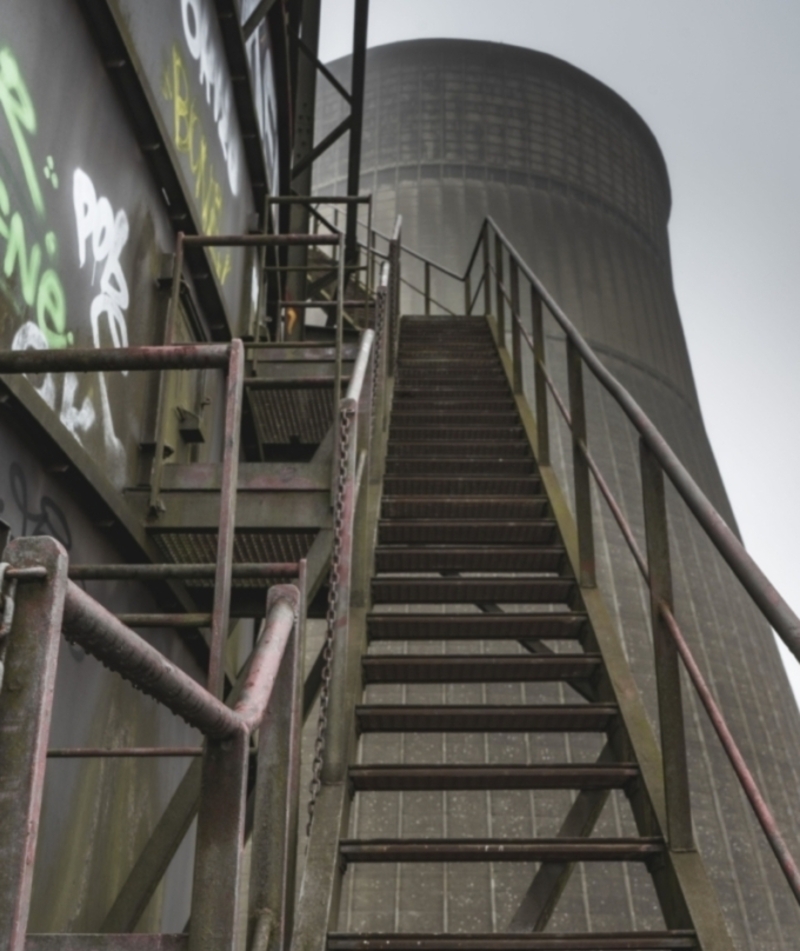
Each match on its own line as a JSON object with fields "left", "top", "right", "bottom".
{"left": 0, "top": 562, "right": 18, "bottom": 693}
{"left": 370, "top": 287, "right": 386, "bottom": 440}
{"left": 307, "top": 402, "right": 355, "bottom": 835}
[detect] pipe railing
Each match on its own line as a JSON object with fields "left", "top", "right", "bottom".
{"left": 372, "top": 214, "right": 800, "bottom": 907}
{"left": 0, "top": 534, "right": 305, "bottom": 951}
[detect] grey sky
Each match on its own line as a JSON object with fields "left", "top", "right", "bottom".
{"left": 319, "top": 0, "right": 800, "bottom": 701}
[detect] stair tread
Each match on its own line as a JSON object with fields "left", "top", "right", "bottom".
{"left": 348, "top": 763, "right": 638, "bottom": 792}
{"left": 339, "top": 837, "right": 664, "bottom": 863}
{"left": 327, "top": 932, "right": 697, "bottom": 950}
{"left": 362, "top": 654, "right": 600, "bottom": 683}
{"left": 367, "top": 613, "right": 588, "bottom": 641}
{"left": 356, "top": 704, "right": 617, "bottom": 733}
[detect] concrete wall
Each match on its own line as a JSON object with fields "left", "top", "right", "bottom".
{"left": 315, "top": 39, "right": 800, "bottom": 947}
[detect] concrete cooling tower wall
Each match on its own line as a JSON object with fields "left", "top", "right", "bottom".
{"left": 315, "top": 39, "right": 800, "bottom": 948}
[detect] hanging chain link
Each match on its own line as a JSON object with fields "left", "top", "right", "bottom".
{"left": 370, "top": 287, "right": 386, "bottom": 441}
{"left": 307, "top": 402, "right": 355, "bottom": 835}
{"left": 0, "top": 562, "right": 18, "bottom": 693}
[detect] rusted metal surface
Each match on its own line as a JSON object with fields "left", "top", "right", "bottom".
{"left": 69, "top": 563, "right": 299, "bottom": 580}
{"left": 0, "top": 345, "right": 231, "bottom": 373}
{"left": 233, "top": 584, "right": 299, "bottom": 731}
{"left": 62, "top": 581, "right": 242, "bottom": 739}
{"left": 0, "top": 538, "right": 68, "bottom": 951}
{"left": 361, "top": 654, "right": 600, "bottom": 684}
{"left": 47, "top": 747, "right": 202, "bottom": 758}
{"left": 249, "top": 568, "right": 307, "bottom": 951}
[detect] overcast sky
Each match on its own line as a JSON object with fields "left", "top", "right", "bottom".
{"left": 319, "top": 0, "right": 800, "bottom": 701}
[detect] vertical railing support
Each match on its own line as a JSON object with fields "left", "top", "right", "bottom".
{"left": 510, "top": 256, "right": 522, "bottom": 394}
{"left": 495, "top": 232, "right": 505, "bottom": 347}
{"left": 0, "top": 537, "right": 68, "bottom": 951}
{"left": 464, "top": 273, "right": 472, "bottom": 316}
{"left": 482, "top": 223, "right": 492, "bottom": 316}
{"left": 248, "top": 572, "right": 306, "bottom": 951}
{"left": 189, "top": 726, "right": 249, "bottom": 951}
{"left": 566, "top": 339, "right": 595, "bottom": 587}
{"left": 640, "top": 438, "right": 694, "bottom": 852}
{"left": 531, "top": 287, "right": 550, "bottom": 465}
{"left": 208, "top": 340, "right": 245, "bottom": 699}
{"left": 424, "top": 261, "right": 431, "bottom": 317}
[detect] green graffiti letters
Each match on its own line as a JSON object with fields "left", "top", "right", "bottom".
{"left": 0, "top": 47, "right": 44, "bottom": 216}
{"left": 0, "top": 174, "right": 71, "bottom": 348}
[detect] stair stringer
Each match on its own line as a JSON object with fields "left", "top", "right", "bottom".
{"left": 487, "top": 314, "right": 735, "bottom": 951}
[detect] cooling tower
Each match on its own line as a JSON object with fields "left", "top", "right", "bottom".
{"left": 314, "top": 39, "right": 800, "bottom": 948}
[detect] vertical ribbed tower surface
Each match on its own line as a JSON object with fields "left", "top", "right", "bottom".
{"left": 315, "top": 39, "right": 800, "bottom": 947}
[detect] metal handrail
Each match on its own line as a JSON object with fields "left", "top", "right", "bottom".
{"left": 482, "top": 215, "right": 800, "bottom": 662}
{"left": 373, "top": 214, "right": 800, "bottom": 903}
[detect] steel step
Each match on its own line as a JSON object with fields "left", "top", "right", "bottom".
{"left": 393, "top": 384, "right": 511, "bottom": 396}
{"left": 388, "top": 427, "right": 523, "bottom": 444}
{"left": 371, "top": 577, "right": 575, "bottom": 605}
{"left": 381, "top": 477, "right": 541, "bottom": 497}
{"left": 339, "top": 837, "right": 662, "bottom": 865}
{"left": 391, "top": 396, "right": 516, "bottom": 409}
{"left": 391, "top": 413, "right": 521, "bottom": 428}
{"left": 355, "top": 704, "right": 617, "bottom": 733}
{"left": 367, "top": 612, "right": 588, "bottom": 642}
{"left": 374, "top": 546, "right": 564, "bottom": 574}
{"left": 387, "top": 441, "right": 530, "bottom": 458}
{"left": 380, "top": 497, "right": 549, "bottom": 521}
{"left": 362, "top": 653, "right": 601, "bottom": 684}
{"left": 348, "top": 762, "right": 638, "bottom": 792}
{"left": 378, "top": 520, "right": 559, "bottom": 545}
{"left": 384, "top": 458, "right": 535, "bottom": 477}
{"left": 327, "top": 932, "right": 697, "bottom": 950}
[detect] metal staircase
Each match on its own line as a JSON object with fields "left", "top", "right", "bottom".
{"left": 326, "top": 315, "right": 699, "bottom": 949}
{"left": 2, "top": 214, "right": 800, "bottom": 949}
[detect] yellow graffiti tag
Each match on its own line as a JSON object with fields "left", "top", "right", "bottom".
{"left": 163, "top": 45, "right": 231, "bottom": 285}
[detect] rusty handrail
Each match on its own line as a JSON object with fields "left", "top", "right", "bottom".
{"left": 61, "top": 579, "right": 300, "bottom": 740}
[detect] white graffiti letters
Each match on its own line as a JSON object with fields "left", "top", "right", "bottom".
{"left": 73, "top": 168, "right": 130, "bottom": 353}
{"left": 180, "top": 0, "right": 240, "bottom": 196}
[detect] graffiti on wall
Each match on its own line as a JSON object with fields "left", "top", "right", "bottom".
{"left": 162, "top": 44, "right": 232, "bottom": 286}
{"left": 0, "top": 44, "right": 132, "bottom": 485}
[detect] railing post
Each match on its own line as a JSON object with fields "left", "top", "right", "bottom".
{"left": 334, "top": 232, "right": 346, "bottom": 427}
{"left": 531, "top": 287, "right": 550, "bottom": 465}
{"left": 482, "top": 224, "right": 492, "bottom": 316}
{"left": 424, "top": 261, "right": 431, "bottom": 317}
{"left": 510, "top": 256, "right": 522, "bottom": 394}
{"left": 566, "top": 338, "right": 595, "bottom": 587}
{"left": 464, "top": 273, "right": 472, "bottom": 316}
{"left": 0, "top": 537, "right": 68, "bottom": 951}
{"left": 640, "top": 438, "right": 694, "bottom": 852}
{"left": 189, "top": 725, "right": 249, "bottom": 951}
{"left": 494, "top": 232, "right": 505, "bottom": 347}
{"left": 208, "top": 340, "right": 244, "bottom": 699}
{"left": 248, "top": 573, "right": 306, "bottom": 951}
